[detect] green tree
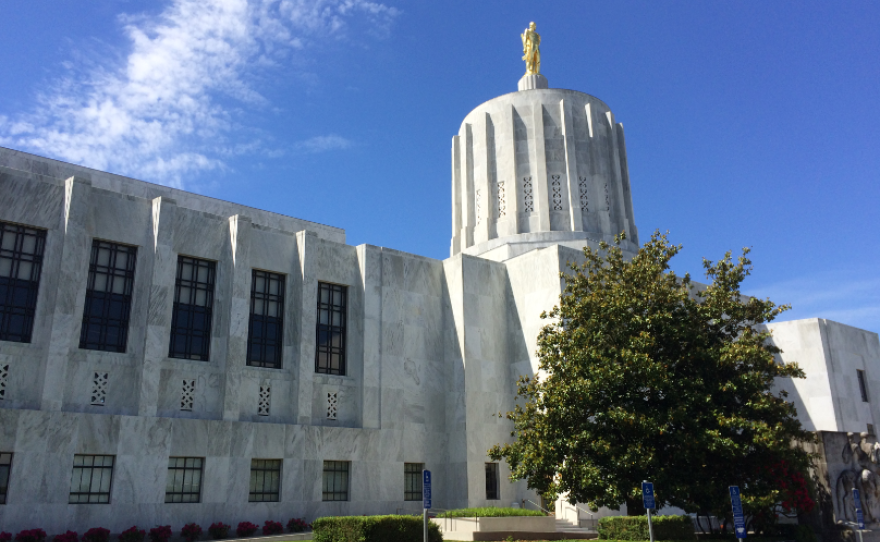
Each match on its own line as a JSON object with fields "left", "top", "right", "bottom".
{"left": 489, "top": 232, "right": 814, "bottom": 520}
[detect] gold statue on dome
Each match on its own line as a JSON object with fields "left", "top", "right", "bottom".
{"left": 521, "top": 22, "right": 541, "bottom": 75}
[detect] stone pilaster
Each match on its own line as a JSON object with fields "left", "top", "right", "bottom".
{"left": 561, "top": 98, "right": 584, "bottom": 232}
{"left": 532, "top": 104, "right": 551, "bottom": 232}
{"left": 295, "top": 230, "right": 317, "bottom": 424}
{"left": 137, "top": 196, "right": 177, "bottom": 417}
{"left": 357, "top": 245, "right": 381, "bottom": 429}
{"left": 40, "top": 176, "right": 92, "bottom": 411}
{"left": 222, "top": 214, "right": 252, "bottom": 421}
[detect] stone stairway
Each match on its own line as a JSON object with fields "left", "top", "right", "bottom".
{"left": 555, "top": 517, "right": 598, "bottom": 539}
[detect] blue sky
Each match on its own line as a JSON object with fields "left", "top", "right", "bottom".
{"left": 1, "top": 1, "right": 878, "bottom": 332}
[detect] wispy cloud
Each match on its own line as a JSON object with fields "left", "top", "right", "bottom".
{"left": 0, "top": 0, "right": 398, "bottom": 188}
{"left": 746, "top": 273, "right": 880, "bottom": 333}
{"left": 295, "top": 134, "right": 352, "bottom": 153}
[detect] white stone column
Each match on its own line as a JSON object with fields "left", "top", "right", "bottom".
{"left": 451, "top": 136, "right": 462, "bottom": 255}
{"left": 137, "top": 196, "right": 178, "bottom": 417}
{"left": 616, "top": 123, "right": 639, "bottom": 245}
{"left": 606, "top": 112, "right": 632, "bottom": 241}
{"left": 357, "top": 245, "right": 381, "bottom": 429}
{"left": 560, "top": 99, "right": 584, "bottom": 232}
{"left": 531, "top": 105, "right": 551, "bottom": 232}
{"left": 221, "top": 214, "right": 252, "bottom": 421}
{"left": 496, "top": 104, "right": 519, "bottom": 237}
{"left": 40, "top": 176, "right": 92, "bottom": 411}
{"left": 458, "top": 125, "right": 475, "bottom": 249}
{"left": 473, "top": 113, "right": 492, "bottom": 244}
{"left": 295, "top": 230, "right": 317, "bottom": 424}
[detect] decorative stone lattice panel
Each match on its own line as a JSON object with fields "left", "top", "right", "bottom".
{"left": 497, "top": 181, "right": 506, "bottom": 217}
{"left": 523, "top": 177, "right": 534, "bottom": 212}
{"left": 551, "top": 175, "right": 563, "bottom": 211}
{"left": 0, "top": 363, "right": 8, "bottom": 400}
{"left": 258, "top": 384, "right": 271, "bottom": 416}
{"left": 475, "top": 189, "right": 481, "bottom": 225}
{"left": 91, "top": 372, "right": 108, "bottom": 406}
{"left": 578, "top": 177, "right": 589, "bottom": 211}
{"left": 604, "top": 183, "right": 610, "bottom": 211}
{"left": 181, "top": 379, "right": 195, "bottom": 411}
{"left": 327, "top": 391, "right": 338, "bottom": 420}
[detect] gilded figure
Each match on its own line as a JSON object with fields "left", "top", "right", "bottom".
{"left": 521, "top": 22, "right": 541, "bottom": 75}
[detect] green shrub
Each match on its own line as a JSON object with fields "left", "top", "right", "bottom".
{"left": 313, "top": 515, "right": 442, "bottom": 542}
{"left": 437, "top": 507, "right": 545, "bottom": 518}
{"left": 599, "top": 516, "right": 696, "bottom": 541}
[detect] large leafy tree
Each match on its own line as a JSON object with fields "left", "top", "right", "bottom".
{"left": 489, "top": 232, "right": 814, "bottom": 520}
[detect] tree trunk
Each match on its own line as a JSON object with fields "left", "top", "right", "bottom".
{"left": 626, "top": 496, "right": 646, "bottom": 517}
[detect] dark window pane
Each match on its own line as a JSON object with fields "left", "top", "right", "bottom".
{"left": 249, "top": 459, "right": 282, "bottom": 502}
{"left": 247, "top": 270, "right": 285, "bottom": 369}
{"left": 404, "top": 463, "right": 424, "bottom": 501}
{"left": 322, "top": 461, "right": 350, "bottom": 501}
{"left": 0, "top": 222, "right": 46, "bottom": 343}
{"left": 80, "top": 241, "right": 137, "bottom": 353}
{"left": 69, "top": 454, "right": 114, "bottom": 504}
{"left": 169, "top": 257, "right": 215, "bottom": 361}
{"left": 165, "top": 457, "right": 203, "bottom": 503}
{"left": 316, "top": 283, "right": 346, "bottom": 375}
{"left": 485, "top": 463, "right": 499, "bottom": 500}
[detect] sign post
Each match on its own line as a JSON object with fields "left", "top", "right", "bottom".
{"left": 729, "top": 486, "right": 746, "bottom": 539}
{"left": 423, "top": 469, "right": 432, "bottom": 542}
{"left": 642, "top": 481, "right": 656, "bottom": 542}
{"left": 853, "top": 488, "right": 866, "bottom": 542}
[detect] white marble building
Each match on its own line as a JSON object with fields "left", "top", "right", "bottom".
{"left": 0, "top": 73, "right": 877, "bottom": 533}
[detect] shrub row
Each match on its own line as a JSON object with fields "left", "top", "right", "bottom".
{"left": 436, "top": 507, "right": 545, "bottom": 518}
{"left": 0, "top": 518, "right": 311, "bottom": 542}
{"left": 599, "top": 516, "right": 696, "bottom": 541}
{"left": 313, "top": 515, "right": 442, "bottom": 542}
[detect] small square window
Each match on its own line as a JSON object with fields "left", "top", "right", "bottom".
{"left": 69, "top": 454, "right": 114, "bottom": 504}
{"left": 322, "top": 460, "right": 349, "bottom": 501}
{"left": 485, "top": 462, "right": 499, "bottom": 501}
{"left": 249, "top": 459, "right": 282, "bottom": 502}
{"left": 404, "top": 463, "right": 424, "bottom": 501}
{"left": 165, "top": 457, "right": 203, "bottom": 503}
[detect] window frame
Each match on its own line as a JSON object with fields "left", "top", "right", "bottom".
{"left": 69, "top": 454, "right": 114, "bottom": 504}
{"left": 858, "top": 369, "right": 870, "bottom": 403}
{"left": 485, "top": 462, "right": 499, "bottom": 501}
{"left": 404, "top": 462, "right": 424, "bottom": 502}
{"left": 0, "top": 221, "right": 47, "bottom": 343}
{"left": 79, "top": 240, "right": 138, "bottom": 353}
{"left": 169, "top": 256, "right": 216, "bottom": 361}
{"left": 322, "top": 460, "right": 350, "bottom": 502}
{"left": 247, "top": 269, "right": 285, "bottom": 369}
{"left": 165, "top": 456, "right": 204, "bottom": 503}
{"left": 249, "top": 458, "right": 282, "bottom": 503}
{"left": 0, "top": 452, "right": 11, "bottom": 504}
{"left": 315, "top": 282, "right": 347, "bottom": 375}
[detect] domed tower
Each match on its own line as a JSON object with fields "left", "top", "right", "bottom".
{"left": 450, "top": 27, "right": 639, "bottom": 261}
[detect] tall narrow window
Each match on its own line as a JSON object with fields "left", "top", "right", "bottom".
{"left": 322, "top": 460, "right": 349, "bottom": 501}
{"left": 247, "top": 270, "right": 284, "bottom": 368}
{"left": 169, "top": 257, "right": 215, "bottom": 361}
{"left": 315, "top": 283, "right": 347, "bottom": 375}
{"left": 165, "top": 457, "right": 203, "bottom": 503}
{"left": 69, "top": 454, "right": 114, "bottom": 504}
{"left": 404, "top": 463, "right": 424, "bottom": 501}
{"left": 0, "top": 453, "right": 11, "bottom": 504}
{"left": 858, "top": 369, "right": 869, "bottom": 403}
{"left": 485, "top": 462, "right": 499, "bottom": 500}
{"left": 0, "top": 221, "right": 46, "bottom": 343}
{"left": 79, "top": 241, "right": 137, "bottom": 352}
{"left": 249, "top": 459, "right": 282, "bottom": 502}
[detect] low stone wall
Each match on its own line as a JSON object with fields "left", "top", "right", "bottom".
{"left": 431, "top": 516, "right": 555, "bottom": 534}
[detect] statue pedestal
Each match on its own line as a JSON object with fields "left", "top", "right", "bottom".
{"left": 518, "top": 74, "right": 548, "bottom": 91}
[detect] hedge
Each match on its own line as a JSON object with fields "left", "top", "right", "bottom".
{"left": 437, "top": 507, "right": 545, "bottom": 518}
{"left": 313, "top": 515, "right": 442, "bottom": 542}
{"left": 599, "top": 516, "right": 696, "bottom": 541}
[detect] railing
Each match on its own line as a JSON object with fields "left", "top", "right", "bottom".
{"left": 574, "top": 505, "right": 599, "bottom": 531}
{"left": 524, "top": 498, "right": 553, "bottom": 515}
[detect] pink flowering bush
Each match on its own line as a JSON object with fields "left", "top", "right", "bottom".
{"left": 207, "top": 523, "right": 229, "bottom": 540}
{"left": 53, "top": 532, "right": 78, "bottom": 542}
{"left": 261, "top": 522, "right": 283, "bottom": 536}
{"left": 117, "top": 527, "right": 144, "bottom": 542}
{"left": 15, "top": 530, "right": 47, "bottom": 542}
{"left": 286, "top": 519, "right": 310, "bottom": 533}
{"left": 146, "top": 526, "right": 170, "bottom": 542}
{"left": 82, "top": 529, "right": 110, "bottom": 542}
{"left": 180, "top": 524, "right": 202, "bottom": 542}
{"left": 235, "top": 523, "right": 257, "bottom": 538}
{"left": 0, "top": 533, "right": 12, "bottom": 542}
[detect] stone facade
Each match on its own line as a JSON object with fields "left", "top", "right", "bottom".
{"left": 0, "top": 76, "right": 877, "bottom": 535}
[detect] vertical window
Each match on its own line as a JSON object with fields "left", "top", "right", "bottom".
{"left": 165, "top": 457, "right": 203, "bottom": 503}
{"left": 315, "top": 283, "right": 346, "bottom": 375}
{"left": 0, "top": 221, "right": 46, "bottom": 343}
{"left": 322, "top": 460, "right": 349, "bottom": 501}
{"left": 247, "top": 270, "right": 285, "bottom": 368}
{"left": 0, "top": 453, "right": 11, "bottom": 504}
{"left": 169, "top": 257, "right": 215, "bottom": 361}
{"left": 69, "top": 454, "right": 114, "bottom": 504}
{"left": 485, "top": 463, "right": 499, "bottom": 500}
{"left": 249, "top": 459, "right": 282, "bottom": 502}
{"left": 79, "top": 241, "right": 137, "bottom": 352}
{"left": 869, "top": 424, "right": 875, "bottom": 436}
{"left": 858, "top": 369, "right": 869, "bottom": 403}
{"left": 404, "top": 463, "right": 424, "bottom": 501}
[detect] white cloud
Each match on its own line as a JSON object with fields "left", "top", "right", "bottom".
{"left": 295, "top": 134, "right": 352, "bottom": 153}
{"left": 0, "top": 0, "right": 398, "bottom": 188}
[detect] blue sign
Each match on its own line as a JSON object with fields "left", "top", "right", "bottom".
{"left": 854, "top": 488, "right": 865, "bottom": 530}
{"left": 642, "top": 481, "right": 656, "bottom": 510}
{"left": 423, "top": 469, "right": 432, "bottom": 509}
{"left": 729, "top": 486, "right": 746, "bottom": 539}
